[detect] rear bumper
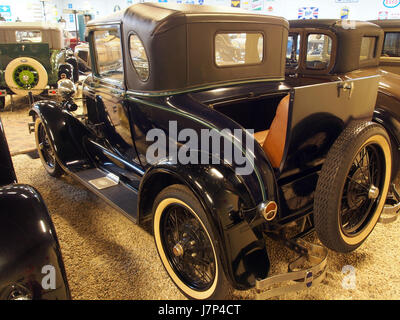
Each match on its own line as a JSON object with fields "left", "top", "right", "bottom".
{"left": 255, "top": 238, "right": 328, "bottom": 299}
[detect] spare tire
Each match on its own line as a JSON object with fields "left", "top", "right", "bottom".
{"left": 314, "top": 121, "right": 392, "bottom": 253}
{"left": 4, "top": 57, "right": 48, "bottom": 96}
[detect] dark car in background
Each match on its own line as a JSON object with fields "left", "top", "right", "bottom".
{"left": 30, "top": 4, "right": 394, "bottom": 299}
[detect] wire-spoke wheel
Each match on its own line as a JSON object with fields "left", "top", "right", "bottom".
{"left": 5, "top": 57, "right": 48, "bottom": 96}
{"left": 34, "top": 117, "right": 62, "bottom": 177}
{"left": 314, "top": 122, "right": 392, "bottom": 252}
{"left": 153, "top": 184, "right": 232, "bottom": 300}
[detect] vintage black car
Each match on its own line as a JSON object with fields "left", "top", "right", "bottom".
{"left": 0, "top": 116, "right": 70, "bottom": 300}
{"left": 30, "top": 4, "right": 393, "bottom": 299}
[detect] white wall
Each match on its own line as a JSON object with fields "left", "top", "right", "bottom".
{"left": 1, "top": 0, "right": 400, "bottom": 26}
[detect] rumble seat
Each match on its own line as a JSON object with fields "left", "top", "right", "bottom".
{"left": 254, "top": 94, "right": 290, "bottom": 168}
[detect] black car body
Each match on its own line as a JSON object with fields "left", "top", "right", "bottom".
{"left": 30, "top": 4, "right": 393, "bottom": 299}
{"left": 0, "top": 117, "right": 70, "bottom": 300}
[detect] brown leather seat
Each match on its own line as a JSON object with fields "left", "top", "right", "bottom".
{"left": 254, "top": 94, "right": 290, "bottom": 168}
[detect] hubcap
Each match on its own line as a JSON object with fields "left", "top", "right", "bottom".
{"left": 368, "top": 185, "right": 379, "bottom": 199}
{"left": 13, "top": 65, "right": 39, "bottom": 89}
{"left": 173, "top": 243, "right": 184, "bottom": 257}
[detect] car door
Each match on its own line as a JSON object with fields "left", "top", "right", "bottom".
{"left": 88, "top": 26, "right": 142, "bottom": 181}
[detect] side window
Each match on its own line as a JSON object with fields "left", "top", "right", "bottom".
{"left": 93, "top": 29, "right": 123, "bottom": 81}
{"left": 382, "top": 32, "right": 400, "bottom": 57}
{"left": 215, "top": 32, "right": 263, "bottom": 66}
{"left": 129, "top": 34, "right": 149, "bottom": 81}
{"left": 360, "top": 37, "right": 377, "bottom": 61}
{"left": 306, "top": 34, "right": 332, "bottom": 70}
{"left": 15, "top": 30, "right": 42, "bottom": 43}
{"left": 286, "top": 33, "right": 301, "bottom": 68}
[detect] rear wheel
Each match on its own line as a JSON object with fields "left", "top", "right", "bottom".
{"left": 153, "top": 184, "right": 232, "bottom": 300}
{"left": 314, "top": 122, "right": 392, "bottom": 252}
{"left": 34, "top": 117, "right": 63, "bottom": 177}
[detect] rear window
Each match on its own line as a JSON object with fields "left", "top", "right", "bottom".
{"left": 382, "top": 32, "right": 400, "bottom": 58}
{"left": 306, "top": 34, "right": 332, "bottom": 70}
{"left": 360, "top": 37, "right": 377, "bottom": 61}
{"left": 286, "top": 33, "right": 301, "bottom": 68}
{"left": 215, "top": 32, "right": 263, "bottom": 67}
{"left": 15, "top": 30, "right": 42, "bottom": 43}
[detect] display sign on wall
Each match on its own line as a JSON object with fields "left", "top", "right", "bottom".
{"left": 383, "top": 0, "right": 400, "bottom": 8}
{"left": 231, "top": 0, "right": 240, "bottom": 8}
{"left": 0, "top": 5, "right": 11, "bottom": 21}
{"left": 251, "top": 0, "right": 263, "bottom": 11}
{"left": 341, "top": 7, "right": 350, "bottom": 19}
{"left": 298, "top": 7, "right": 319, "bottom": 19}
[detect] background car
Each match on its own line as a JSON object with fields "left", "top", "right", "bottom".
{"left": 369, "top": 19, "right": 400, "bottom": 75}
{"left": 0, "top": 22, "right": 79, "bottom": 111}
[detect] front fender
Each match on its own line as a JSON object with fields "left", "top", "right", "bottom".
{"left": 0, "top": 184, "right": 70, "bottom": 300}
{"left": 30, "top": 100, "right": 92, "bottom": 171}
{"left": 139, "top": 161, "right": 271, "bottom": 290}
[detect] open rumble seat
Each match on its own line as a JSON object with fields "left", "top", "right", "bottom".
{"left": 254, "top": 94, "right": 290, "bottom": 168}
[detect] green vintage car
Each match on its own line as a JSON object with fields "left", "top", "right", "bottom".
{"left": 0, "top": 22, "right": 78, "bottom": 110}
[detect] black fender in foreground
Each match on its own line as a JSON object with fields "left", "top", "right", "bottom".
{"left": 138, "top": 161, "right": 271, "bottom": 290}
{"left": 29, "top": 100, "right": 93, "bottom": 171}
{"left": 0, "top": 184, "right": 70, "bottom": 300}
{"left": 0, "top": 118, "right": 16, "bottom": 186}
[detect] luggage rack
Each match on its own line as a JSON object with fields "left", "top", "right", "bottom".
{"left": 256, "top": 230, "right": 328, "bottom": 300}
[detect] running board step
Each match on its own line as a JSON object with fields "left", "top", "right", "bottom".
{"left": 255, "top": 239, "right": 328, "bottom": 299}
{"left": 72, "top": 168, "right": 138, "bottom": 222}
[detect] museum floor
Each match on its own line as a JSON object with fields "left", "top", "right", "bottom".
{"left": 2, "top": 97, "right": 400, "bottom": 300}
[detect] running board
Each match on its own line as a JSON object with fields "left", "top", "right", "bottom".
{"left": 72, "top": 168, "right": 138, "bottom": 223}
{"left": 379, "top": 183, "right": 400, "bottom": 224}
{"left": 255, "top": 239, "right": 328, "bottom": 299}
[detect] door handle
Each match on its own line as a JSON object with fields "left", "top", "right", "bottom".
{"left": 337, "top": 81, "right": 354, "bottom": 99}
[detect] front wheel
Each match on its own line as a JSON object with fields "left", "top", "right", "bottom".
{"left": 314, "top": 122, "right": 392, "bottom": 253}
{"left": 153, "top": 184, "right": 232, "bottom": 300}
{"left": 34, "top": 117, "right": 63, "bottom": 177}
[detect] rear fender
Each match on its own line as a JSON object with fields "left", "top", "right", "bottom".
{"left": 30, "top": 100, "right": 93, "bottom": 170}
{"left": 139, "top": 161, "right": 272, "bottom": 290}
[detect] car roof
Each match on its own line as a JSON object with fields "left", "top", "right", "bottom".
{"left": 289, "top": 19, "right": 384, "bottom": 74}
{"left": 87, "top": 3, "right": 289, "bottom": 94}
{"left": 369, "top": 19, "right": 400, "bottom": 28}
{"left": 289, "top": 19, "right": 381, "bottom": 35}
{"left": 0, "top": 22, "right": 63, "bottom": 31}
{"left": 87, "top": 3, "right": 288, "bottom": 31}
